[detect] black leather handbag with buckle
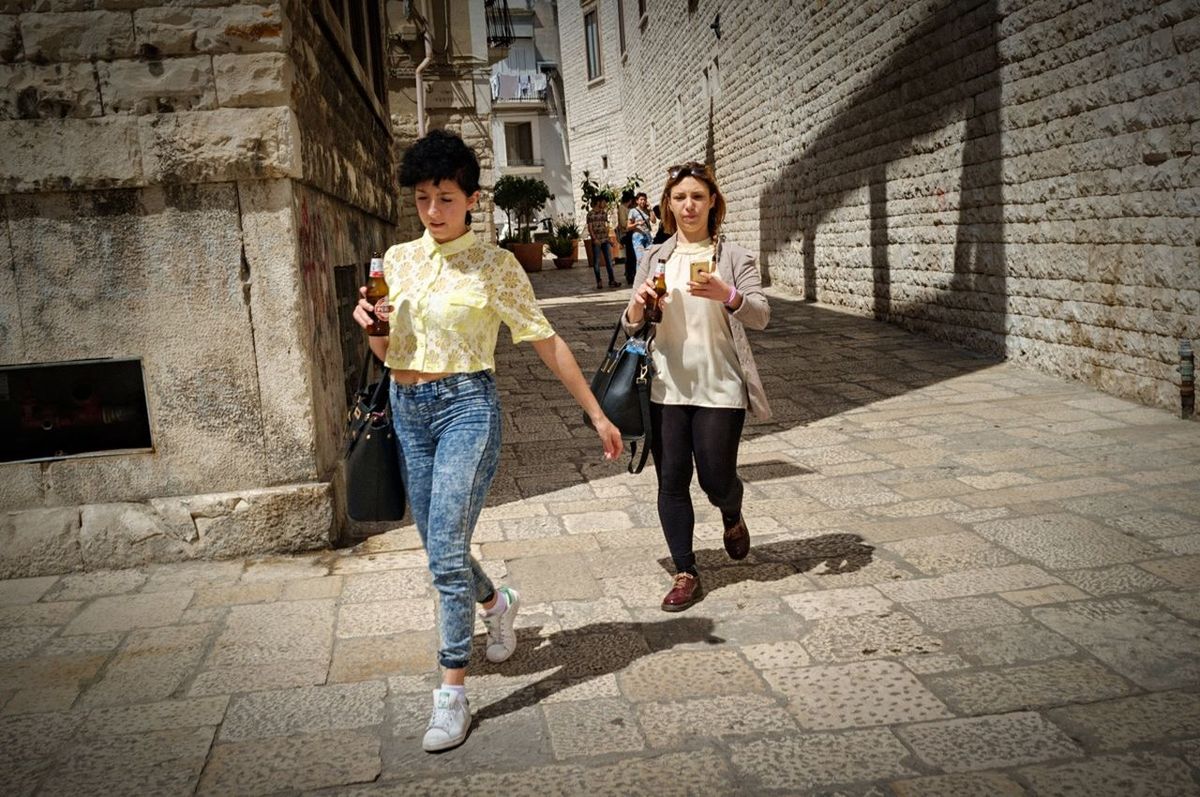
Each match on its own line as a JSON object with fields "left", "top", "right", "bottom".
{"left": 345, "top": 349, "right": 406, "bottom": 521}
{"left": 586, "top": 318, "right": 655, "bottom": 474}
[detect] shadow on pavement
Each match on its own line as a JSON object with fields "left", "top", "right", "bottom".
{"left": 466, "top": 534, "right": 872, "bottom": 726}
{"left": 485, "top": 288, "right": 1000, "bottom": 506}
{"left": 655, "top": 533, "right": 876, "bottom": 583}
{"left": 469, "top": 616, "right": 720, "bottom": 724}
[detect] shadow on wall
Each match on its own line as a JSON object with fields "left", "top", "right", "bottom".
{"left": 760, "top": 0, "right": 1006, "bottom": 358}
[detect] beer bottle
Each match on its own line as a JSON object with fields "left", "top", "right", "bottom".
{"left": 648, "top": 260, "right": 667, "bottom": 324}
{"left": 365, "top": 251, "right": 389, "bottom": 336}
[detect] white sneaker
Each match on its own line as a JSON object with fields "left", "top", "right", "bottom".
{"left": 422, "top": 688, "right": 471, "bottom": 752}
{"left": 481, "top": 585, "right": 520, "bottom": 663}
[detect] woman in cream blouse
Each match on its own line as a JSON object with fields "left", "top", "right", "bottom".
{"left": 622, "top": 161, "right": 771, "bottom": 613}
{"left": 353, "top": 130, "right": 622, "bottom": 753}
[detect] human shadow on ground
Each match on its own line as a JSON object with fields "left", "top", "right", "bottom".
{"left": 467, "top": 616, "right": 720, "bottom": 725}
{"left": 654, "top": 533, "right": 876, "bottom": 589}
{"left": 468, "top": 534, "right": 873, "bottom": 726}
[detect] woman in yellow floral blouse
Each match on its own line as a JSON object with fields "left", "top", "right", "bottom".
{"left": 353, "top": 130, "right": 622, "bottom": 753}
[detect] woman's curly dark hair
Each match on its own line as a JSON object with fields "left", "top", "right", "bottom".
{"left": 399, "top": 129, "right": 481, "bottom": 194}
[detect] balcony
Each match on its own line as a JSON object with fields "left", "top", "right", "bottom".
{"left": 485, "top": 0, "right": 513, "bottom": 63}
{"left": 491, "top": 70, "right": 548, "bottom": 106}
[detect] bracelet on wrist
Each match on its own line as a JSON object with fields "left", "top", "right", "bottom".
{"left": 725, "top": 285, "right": 738, "bottom": 306}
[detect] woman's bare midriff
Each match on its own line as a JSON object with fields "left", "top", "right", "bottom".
{"left": 390, "top": 369, "right": 455, "bottom": 386}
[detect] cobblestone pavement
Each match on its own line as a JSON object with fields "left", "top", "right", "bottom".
{"left": 2, "top": 263, "right": 1199, "bottom": 796}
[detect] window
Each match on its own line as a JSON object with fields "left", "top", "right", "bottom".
{"left": 617, "top": 0, "right": 626, "bottom": 55}
{"left": 584, "top": 9, "right": 602, "bottom": 81}
{"left": 505, "top": 122, "right": 535, "bottom": 166}
{"left": 1, "top": 359, "right": 153, "bottom": 463}
{"left": 314, "top": 0, "right": 389, "bottom": 127}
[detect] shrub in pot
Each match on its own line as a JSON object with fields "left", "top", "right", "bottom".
{"left": 494, "top": 175, "right": 551, "bottom": 272}
{"left": 548, "top": 235, "right": 575, "bottom": 268}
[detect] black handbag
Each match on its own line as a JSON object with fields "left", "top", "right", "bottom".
{"left": 587, "top": 318, "right": 655, "bottom": 474}
{"left": 345, "top": 350, "right": 406, "bottom": 521}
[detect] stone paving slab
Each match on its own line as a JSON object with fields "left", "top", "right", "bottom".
{"left": 38, "top": 727, "right": 214, "bottom": 796}
{"left": 764, "top": 659, "right": 953, "bottom": 729}
{"left": 1, "top": 281, "right": 1199, "bottom": 793}
{"left": 219, "top": 681, "right": 386, "bottom": 741}
{"left": 199, "top": 730, "right": 381, "bottom": 795}
{"left": 924, "top": 658, "right": 1134, "bottom": 715}
{"left": 891, "top": 772, "right": 1028, "bottom": 796}
{"left": 896, "top": 711, "right": 1084, "bottom": 772}
{"left": 1032, "top": 597, "right": 1200, "bottom": 690}
{"left": 729, "top": 728, "right": 919, "bottom": 791}
{"left": 1045, "top": 690, "right": 1200, "bottom": 752}
{"left": 1018, "top": 752, "right": 1200, "bottom": 797}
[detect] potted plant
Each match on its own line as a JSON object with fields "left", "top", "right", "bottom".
{"left": 548, "top": 234, "right": 575, "bottom": 268}
{"left": 494, "top": 174, "right": 551, "bottom": 272}
{"left": 553, "top": 216, "right": 581, "bottom": 262}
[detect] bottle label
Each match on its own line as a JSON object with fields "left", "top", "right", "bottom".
{"left": 369, "top": 257, "right": 384, "bottom": 277}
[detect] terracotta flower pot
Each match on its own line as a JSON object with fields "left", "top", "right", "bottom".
{"left": 510, "top": 241, "right": 544, "bottom": 272}
{"left": 553, "top": 257, "right": 574, "bottom": 269}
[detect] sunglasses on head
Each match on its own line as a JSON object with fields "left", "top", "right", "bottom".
{"left": 667, "top": 163, "right": 709, "bottom": 181}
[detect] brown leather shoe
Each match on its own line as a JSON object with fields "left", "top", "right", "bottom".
{"left": 661, "top": 572, "right": 703, "bottom": 612}
{"left": 723, "top": 515, "right": 750, "bottom": 560}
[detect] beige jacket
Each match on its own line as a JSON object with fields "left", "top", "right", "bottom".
{"left": 623, "top": 235, "right": 772, "bottom": 420}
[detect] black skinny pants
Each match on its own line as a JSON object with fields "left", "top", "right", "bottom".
{"left": 649, "top": 402, "right": 746, "bottom": 574}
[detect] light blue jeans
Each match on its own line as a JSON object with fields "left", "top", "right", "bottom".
{"left": 631, "top": 231, "right": 652, "bottom": 276}
{"left": 390, "top": 370, "right": 501, "bottom": 670}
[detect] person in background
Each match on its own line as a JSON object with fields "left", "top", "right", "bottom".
{"left": 628, "top": 191, "right": 653, "bottom": 271}
{"left": 618, "top": 189, "right": 637, "bottom": 285}
{"left": 354, "top": 129, "right": 623, "bottom": 752}
{"left": 652, "top": 203, "right": 670, "bottom": 244}
{"left": 621, "top": 161, "right": 771, "bottom": 612}
{"left": 587, "top": 197, "right": 620, "bottom": 289}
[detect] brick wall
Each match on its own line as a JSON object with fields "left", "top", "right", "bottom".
{"left": 561, "top": 0, "right": 1199, "bottom": 412}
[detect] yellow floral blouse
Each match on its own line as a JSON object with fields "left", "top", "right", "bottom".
{"left": 383, "top": 229, "right": 555, "bottom": 373}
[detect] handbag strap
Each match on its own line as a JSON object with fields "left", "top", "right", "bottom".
{"left": 607, "top": 314, "right": 654, "bottom": 352}
{"left": 627, "top": 366, "right": 653, "bottom": 474}
{"left": 358, "top": 347, "right": 390, "bottom": 402}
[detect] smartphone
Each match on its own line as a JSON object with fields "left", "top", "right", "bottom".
{"left": 689, "top": 260, "right": 708, "bottom": 283}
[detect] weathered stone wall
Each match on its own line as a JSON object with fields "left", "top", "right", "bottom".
{"left": 0, "top": 2, "right": 300, "bottom": 192}
{"left": 0, "top": 2, "right": 400, "bottom": 572}
{"left": 562, "top": 0, "right": 1199, "bottom": 412}
{"left": 1, "top": 184, "right": 262, "bottom": 508}
{"left": 557, "top": 0, "right": 636, "bottom": 228}
{"left": 290, "top": 3, "right": 398, "bottom": 220}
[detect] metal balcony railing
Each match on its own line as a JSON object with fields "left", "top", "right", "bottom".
{"left": 485, "top": 0, "right": 514, "bottom": 48}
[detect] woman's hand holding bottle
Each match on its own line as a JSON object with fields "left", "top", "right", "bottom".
{"left": 352, "top": 285, "right": 394, "bottom": 332}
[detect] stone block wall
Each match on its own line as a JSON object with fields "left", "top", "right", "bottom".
{"left": 562, "top": 0, "right": 1199, "bottom": 412}
{"left": 0, "top": 2, "right": 398, "bottom": 573}
{"left": 557, "top": 0, "right": 636, "bottom": 228}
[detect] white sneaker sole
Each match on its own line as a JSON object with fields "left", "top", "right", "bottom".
{"left": 423, "top": 726, "right": 469, "bottom": 752}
